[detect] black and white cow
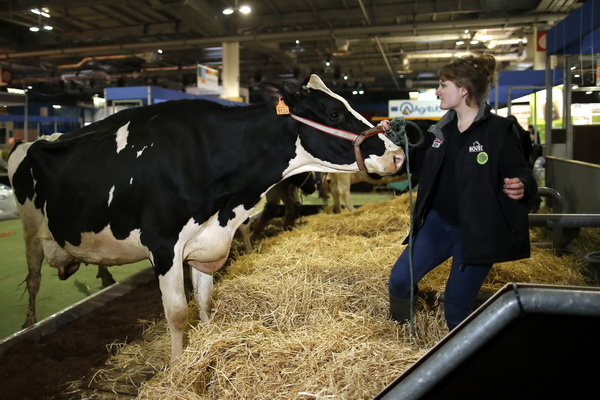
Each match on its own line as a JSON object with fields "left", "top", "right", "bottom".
{"left": 8, "top": 75, "right": 405, "bottom": 363}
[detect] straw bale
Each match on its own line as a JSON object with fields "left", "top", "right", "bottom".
{"left": 127, "top": 193, "right": 595, "bottom": 399}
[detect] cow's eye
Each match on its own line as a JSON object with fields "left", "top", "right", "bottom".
{"left": 329, "top": 110, "right": 341, "bottom": 120}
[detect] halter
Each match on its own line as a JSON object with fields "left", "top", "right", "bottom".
{"left": 290, "top": 113, "right": 386, "bottom": 172}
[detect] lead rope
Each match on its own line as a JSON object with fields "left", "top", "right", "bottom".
{"left": 389, "top": 117, "right": 422, "bottom": 337}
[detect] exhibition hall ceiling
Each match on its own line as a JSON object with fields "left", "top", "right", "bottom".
{"left": 0, "top": 0, "right": 584, "bottom": 104}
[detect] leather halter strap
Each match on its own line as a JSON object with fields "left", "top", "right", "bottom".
{"left": 290, "top": 114, "right": 386, "bottom": 172}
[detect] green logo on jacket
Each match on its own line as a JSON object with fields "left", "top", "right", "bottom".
{"left": 477, "top": 152, "right": 489, "bottom": 165}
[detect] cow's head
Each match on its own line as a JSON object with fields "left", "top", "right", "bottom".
{"left": 260, "top": 75, "right": 405, "bottom": 175}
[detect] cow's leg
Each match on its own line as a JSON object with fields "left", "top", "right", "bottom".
{"left": 96, "top": 265, "right": 116, "bottom": 287}
{"left": 338, "top": 175, "right": 355, "bottom": 212}
{"left": 22, "top": 234, "right": 43, "bottom": 328}
{"left": 330, "top": 176, "right": 342, "bottom": 213}
{"left": 282, "top": 185, "right": 300, "bottom": 230}
{"left": 237, "top": 222, "right": 254, "bottom": 253}
{"left": 158, "top": 263, "right": 188, "bottom": 364}
{"left": 190, "top": 267, "right": 214, "bottom": 324}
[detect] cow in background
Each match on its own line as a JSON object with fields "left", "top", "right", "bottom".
{"left": 325, "top": 171, "right": 407, "bottom": 213}
{"left": 236, "top": 172, "right": 316, "bottom": 253}
{"left": 8, "top": 75, "right": 405, "bottom": 364}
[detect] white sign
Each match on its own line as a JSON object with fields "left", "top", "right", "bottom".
{"left": 197, "top": 64, "right": 219, "bottom": 92}
{"left": 389, "top": 100, "right": 445, "bottom": 118}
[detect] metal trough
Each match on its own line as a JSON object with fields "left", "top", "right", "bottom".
{"left": 374, "top": 283, "right": 600, "bottom": 400}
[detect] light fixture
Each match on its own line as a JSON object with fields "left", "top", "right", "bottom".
{"left": 239, "top": 5, "right": 251, "bottom": 14}
{"left": 455, "top": 40, "right": 465, "bottom": 46}
{"left": 29, "top": 7, "right": 52, "bottom": 32}
{"left": 31, "top": 8, "right": 50, "bottom": 18}
{"left": 222, "top": 1, "right": 251, "bottom": 15}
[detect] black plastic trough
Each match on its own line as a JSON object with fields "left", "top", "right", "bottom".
{"left": 374, "top": 283, "right": 600, "bottom": 400}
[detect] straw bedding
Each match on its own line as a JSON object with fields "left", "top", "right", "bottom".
{"left": 100, "top": 192, "right": 592, "bottom": 399}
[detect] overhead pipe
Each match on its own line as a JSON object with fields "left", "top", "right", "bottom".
{"left": 0, "top": 13, "right": 568, "bottom": 61}
{"left": 357, "top": 0, "right": 401, "bottom": 90}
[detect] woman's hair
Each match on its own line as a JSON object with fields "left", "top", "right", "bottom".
{"left": 438, "top": 54, "right": 496, "bottom": 107}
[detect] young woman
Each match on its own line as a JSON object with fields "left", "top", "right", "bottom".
{"left": 383, "top": 54, "right": 537, "bottom": 330}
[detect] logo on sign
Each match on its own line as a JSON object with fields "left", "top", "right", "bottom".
{"left": 398, "top": 101, "right": 441, "bottom": 116}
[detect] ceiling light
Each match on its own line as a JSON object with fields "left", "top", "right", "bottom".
{"left": 29, "top": 26, "right": 40, "bottom": 32}
{"left": 455, "top": 40, "right": 465, "bottom": 46}
{"left": 222, "top": 2, "right": 251, "bottom": 15}
{"left": 43, "top": 25, "right": 53, "bottom": 31}
{"left": 470, "top": 40, "right": 479, "bottom": 45}
{"left": 31, "top": 8, "right": 50, "bottom": 18}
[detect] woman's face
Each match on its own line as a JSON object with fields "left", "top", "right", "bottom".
{"left": 435, "top": 79, "right": 466, "bottom": 110}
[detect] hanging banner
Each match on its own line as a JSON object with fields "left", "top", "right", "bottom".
{"left": 197, "top": 64, "right": 219, "bottom": 92}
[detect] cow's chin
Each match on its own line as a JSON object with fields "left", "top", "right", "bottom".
{"left": 364, "top": 154, "right": 405, "bottom": 175}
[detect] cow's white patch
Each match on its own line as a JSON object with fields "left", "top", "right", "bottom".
{"left": 38, "top": 132, "right": 64, "bottom": 142}
{"left": 115, "top": 121, "right": 131, "bottom": 153}
{"left": 136, "top": 146, "right": 147, "bottom": 157}
{"left": 108, "top": 185, "right": 115, "bottom": 206}
{"left": 130, "top": 177, "right": 134, "bottom": 185}
{"left": 175, "top": 204, "right": 254, "bottom": 274}
{"left": 305, "top": 75, "right": 373, "bottom": 128}
{"left": 282, "top": 137, "right": 356, "bottom": 179}
{"left": 7, "top": 142, "right": 32, "bottom": 181}
{"left": 62, "top": 225, "right": 148, "bottom": 265}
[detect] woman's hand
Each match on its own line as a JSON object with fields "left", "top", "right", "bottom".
{"left": 378, "top": 120, "right": 391, "bottom": 132}
{"left": 503, "top": 177, "right": 525, "bottom": 200}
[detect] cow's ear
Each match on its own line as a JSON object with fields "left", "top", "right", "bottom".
{"left": 259, "top": 82, "right": 294, "bottom": 110}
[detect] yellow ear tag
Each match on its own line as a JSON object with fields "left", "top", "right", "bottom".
{"left": 276, "top": 98, "right": 290, "bottom": 115}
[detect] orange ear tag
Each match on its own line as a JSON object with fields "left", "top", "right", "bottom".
{"left": 276, "top": 98, "right": 290, "bottom": 115}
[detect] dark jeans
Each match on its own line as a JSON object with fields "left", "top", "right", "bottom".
{"left": 389, "top": 209, "right": 492, "bottom": 330}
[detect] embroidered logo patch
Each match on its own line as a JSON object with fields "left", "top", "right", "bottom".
{"left": 469, "top": 141, "right": 484, "bottom": 152}
{"left": 432, "top": 138, "right": 443, "bottom": 148}
{"left": 477, "top": 152, "right": 489, "bottom": 165}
